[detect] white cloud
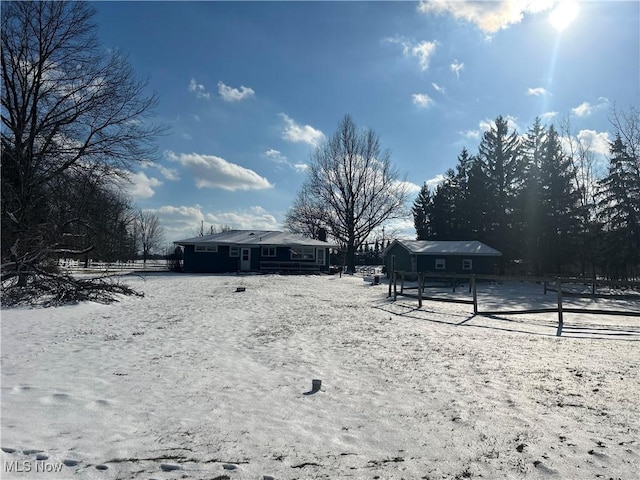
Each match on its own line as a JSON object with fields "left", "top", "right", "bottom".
{"left": 384, "top": 36, "right": 437, "bottom": 71}
{"left": 576, "top": 129, "right": 611, "bottom": 156}
{"left": 279, "top": 113, "right": 325, "bottom": 147}
{"left": 571, "top": 97, "right": 610, "bottom": 117}
{"left": 432, "top": 82, "right": 446, "bottom": 94}
{"left": 461, "top": 129, "right": 481, "bottom": 140}
{"left": 118, "top": 171, "right": 163, "bottom": 199}
{"left": 412, "top": 93, "right": 435, "bottom": 108}
{"left": 450, "top": 60, "right": 464, "bottom": 78}
{"left": 152, "top": 205, "right": 205, "bottom": 241}
{"left": 265, "top": 148, "right": 288, "bottom": 164}
{"left": 264, "top": 148, "right": 308, "bottom": 173}
{"left": 204, "top": 206, "right": 279, "bottom": 231}
{"left": 153, "top": 204, "right": 282, "bottom": 243}
{"left": 217, "top": 81, "right": 256, "bottom": 102}
{"left": 140, "top": 161, "right": 180, "bottom": 181}
{"left": 541, "top": 111, "right": 559, "bottom": 120}
{"left": 166, "top": 150, "right": 273, "bottom": 191}
{"left": 188, "top": 78, "right": 210, "bottom": 100}
{"left": 412, "top": 40, "right": 438, "bottom": 71}
{"left": 395, "top": 180, "right": 422, "bottom": 194}
{"left": 426, "top": 174, "right": 446, "bottom": 189}
{"left": 572, "top": 101, "right": 592, "bottom": 117}
{"left": 527, "top": 87, "right": 549, "bottom": 96}
{"left": 418, "top": 0, "right": 556, "bottom": 34}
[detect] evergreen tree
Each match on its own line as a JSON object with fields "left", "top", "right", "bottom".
{"left": 520, "top": 117, "right": 547, "bottom": 274}
{"left": 538, "top": 125, "right": 582, "bottom": 274}
{"left": 412, "top": 183, "right": 432, "bottom": 240}
{"left": 477, "top": 116, "right": 523, "bottom": 269}
{"left": 596, "top": 134, "right": 640, "bottom": 279}
{"left": 451, "top": 148, "right": 480, "bottom": 239}
{"left": 430, "top": 170, "right": 458, "bottom": 240}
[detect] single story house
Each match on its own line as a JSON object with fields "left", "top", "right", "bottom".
{"left": 174, "top": 230, "right": 335, "bottom": 274}
{"left": 383, "top": 240, "right": 502, "bottom": 275}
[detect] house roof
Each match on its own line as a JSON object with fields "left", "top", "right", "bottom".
{"left": 174, "top": 230, "right": 336, "bottom": 248}
{"left": 387, "top": 240, "right": 502, "bottom": 256}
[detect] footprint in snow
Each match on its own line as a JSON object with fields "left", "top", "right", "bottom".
{"left": 1, "top": 448, "right": 17, "bottom": 454}
{"left": 160, "top": 463, "right": 181, "bottom": 472}
{"left": 63, "top": 459, "right": 79, "bottom": 467}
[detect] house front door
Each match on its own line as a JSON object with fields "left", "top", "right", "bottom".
{"left": 240, "top": 248, "right": 251, "bottom": 271}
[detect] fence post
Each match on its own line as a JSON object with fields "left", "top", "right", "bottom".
{"left": 418, "top": 272, "right": 423, "bottom": 308}
{"left": 544, "top": 281, "right": 547, "bottom": 295}
{"left": 400, "top": 272, "right": 405, "bottom": 294}
{"left": 393, "top": 271, "right": 398, "bottom": 300}
{"left": 556, "top": 277, "right": 563, "bottom": 336}
{"left": 472, "top": 274, "right": 478, "bottom": 315}
{"left": 388, "top": 271, "right": 393, "bottom": 298}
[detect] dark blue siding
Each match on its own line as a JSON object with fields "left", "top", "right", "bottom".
{"left": 183, "top": 244, "right": 331, "bottom": 273}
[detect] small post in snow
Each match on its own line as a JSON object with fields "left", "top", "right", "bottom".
{"left": 472, "top": 274, "right": 478, "bottom": 315}
{"left": 393, "top": 271, "right": 398, "bottom": 300}
{"left": 556, "top": 277, "right": 563, "bottom": 336}
{"left": 418, "top": 272, "right": 423, "bottom": 308}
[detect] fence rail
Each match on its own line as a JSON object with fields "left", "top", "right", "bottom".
{"left": 388, "top": 271, "right": 640, "bottom": 337}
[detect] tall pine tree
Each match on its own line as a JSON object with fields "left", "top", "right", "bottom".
{"left": 477, "top": 116, "right": 524, "bottom": 270}
{"left": 412, "top": 183, "right": 432, "bottom": 240}
{"left": 597, "top": 134, "right": 640, "bottom": 279}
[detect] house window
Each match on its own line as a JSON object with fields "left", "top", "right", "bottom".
{"left": 261, "top": 246, "right": 276, "bottom": 257}
{"left": 194, "top": 244, "right": 218, "bottom": 253}
{"left": 291, "top": 247, "right": 315, "bottom": 260}
{"left": 462, "top": 259, "right": 473, "bottom": 270}
{"left": 435, "top": 258, "right": 446, "bottom": 270}
{"left": 229, "top": 246, "right": 239, "bottom": 257}
{"left": 316, "top": 248, "right": 326, "bottom": 265}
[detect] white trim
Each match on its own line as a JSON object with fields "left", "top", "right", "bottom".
{"left": 291, "top": 247, "right": 315, "bottom": 260}
{"left": 194, "top": 245, "right": 218, "bottom": 253}
{"left": 316, "top": 248, "right": 326, "bottom": 265}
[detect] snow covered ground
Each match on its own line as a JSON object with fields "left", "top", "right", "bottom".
{"left": 1, "top": 273, "right": 638, "bottom": 479}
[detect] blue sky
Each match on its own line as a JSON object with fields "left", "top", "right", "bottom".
{"left": 92, "top": 1, "right": 640, "bottom": 243}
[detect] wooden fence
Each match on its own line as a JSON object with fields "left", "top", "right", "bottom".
{"left": 388, "top": 271, "right": 640, "bottom": 337}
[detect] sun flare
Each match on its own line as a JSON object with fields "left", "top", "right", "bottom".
{"left": 549, "top": 1, "right": 580, "bottom": 32}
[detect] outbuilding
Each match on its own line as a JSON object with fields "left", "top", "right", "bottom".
{"left": 383, "top": 239, "right": 501, "bottom": 276}
{"left": 174, "top": 230, "right": 335, "bottom": 274}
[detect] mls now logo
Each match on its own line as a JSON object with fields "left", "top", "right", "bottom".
{"left": 4, "top": 460, "right": 64, "bottom": 473}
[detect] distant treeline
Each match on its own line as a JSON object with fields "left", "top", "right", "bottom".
{"left": 412, "top": 110, "right": 639, "bottom": 281}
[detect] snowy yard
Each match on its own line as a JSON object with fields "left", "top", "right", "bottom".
{"left": 1, "top": 273, "right": 638, "bottom": 479}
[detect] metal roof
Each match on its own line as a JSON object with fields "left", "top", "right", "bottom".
{"left": 390, "top": 240, "right": 502, "bottom": 256}
{"left": 174, "top": 230, "right": 336, "bottom": 247}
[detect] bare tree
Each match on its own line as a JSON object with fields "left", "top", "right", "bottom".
{"left": 1, "top": 1, "right": 163, "bottom": 304}
{"left": 285, "top": 115, "right": 410, "bottom": 273}
{"left": 136, "top": 211, "right": 164, "bottom": 265}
